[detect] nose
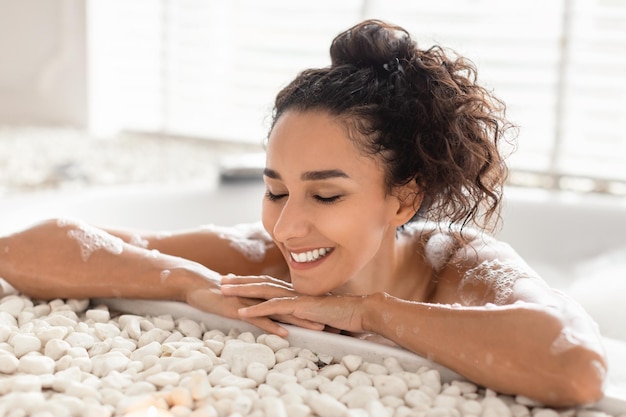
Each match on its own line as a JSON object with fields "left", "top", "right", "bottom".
{"left": 271, "top": 196, "right": 311, "bottom": 243}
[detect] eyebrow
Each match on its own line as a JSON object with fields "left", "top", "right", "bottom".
{"left": 263, "top": 168, "right": 349, "bottom": 181}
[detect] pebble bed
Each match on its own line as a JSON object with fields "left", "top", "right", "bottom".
{"left": 0, "top": 290, "right": 621, "bottom": 417}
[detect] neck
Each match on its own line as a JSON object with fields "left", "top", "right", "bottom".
{"left": 333, "top": 228, "right": 406, "bottom": 296}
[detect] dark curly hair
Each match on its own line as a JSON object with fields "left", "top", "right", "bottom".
{"left": 269, "top": 19, "right": 515, "bottom": 233}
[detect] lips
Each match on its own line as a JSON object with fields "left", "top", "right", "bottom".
{"left": 289, "top": 247, "right": 333, "bottom": 263}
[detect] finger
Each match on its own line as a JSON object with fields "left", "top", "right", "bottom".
{"left": 221, "top": 274, "right": 292, "bottom": 287}
{"left": 243, "top": 316, "right": 289, "bottom": 338}
{"left": 270, "top": 314, "right": 325, "bottom": 331}
{"left": 237, "top": 298, "right": 302, "bottom": 320}
{"left": 221, "top": 283, "right": 295, "bottom": 299}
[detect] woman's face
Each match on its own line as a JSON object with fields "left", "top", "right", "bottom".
{"left": 262, "top": 110, "right": 409, "bottom": 296}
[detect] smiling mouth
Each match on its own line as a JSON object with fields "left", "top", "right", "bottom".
{"left": 290, "top": 248, "right": 333, "bottom": 263}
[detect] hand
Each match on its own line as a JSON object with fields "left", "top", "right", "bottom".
{"left": 185, "top": 286, "right": 297, "bottom": 336}
{"left": 222, "top": 276, "right": 367, "bottom": 334}
{"left": 219, "top": 274, "right": 327, "bottom": 334}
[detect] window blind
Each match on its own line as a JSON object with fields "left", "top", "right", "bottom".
{"left": 87, "top": 0, "right": 626, "bottom": 191}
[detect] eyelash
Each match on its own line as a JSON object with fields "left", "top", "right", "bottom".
{"left": 265, "top": 191, "right": 342, "bottom": 205}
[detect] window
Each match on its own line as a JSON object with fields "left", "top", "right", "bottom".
{"left": 87, "top": 0, "right": 626, "bottom": 193}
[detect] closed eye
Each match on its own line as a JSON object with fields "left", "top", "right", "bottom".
{"left": 265, "top": 191, "right": 287, "bottom": 202}
{"left": 314, "top": 195, "right": 342, "bottom": 204}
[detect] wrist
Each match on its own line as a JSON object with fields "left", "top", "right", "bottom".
{"left": 361, "top": 292, "right": 390, "bottom": 333}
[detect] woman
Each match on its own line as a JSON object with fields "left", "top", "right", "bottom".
{"left": 0, "top": 20, "right": 606, "bottom": 406}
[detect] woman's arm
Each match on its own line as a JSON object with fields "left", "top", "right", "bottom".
{"left": 103, "top": 222, "right": 288, "bottom": 278}
{"left": 0, "top": 218, "right": 288, "bottom": 334}
{"left": 230, "top": 239, "right": 607, "bottom": 407}
{"left": 361, "top": 287, "right": 606, "bottom": 407}
{"left": 0, "top": 218, "right": 210, "bottom": 301}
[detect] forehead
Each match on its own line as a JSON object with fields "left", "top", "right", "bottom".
{"left": 267, "top": 110, "right": 357, "bottom": 160}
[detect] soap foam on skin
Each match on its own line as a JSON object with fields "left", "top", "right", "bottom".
{"left": 423, "top": 231, "right": 456, "bottom": 271}
{"left": 458, "top": 259, "right": 529, "bottom": 306}
{"left": 58, "top": 218, "right": 123, "bottom": 261}
{"left": 129, "top": 234, "right": 149, "bottom": 248}
{"left": 202, "top": 222, "right": 273, "bottom": 262}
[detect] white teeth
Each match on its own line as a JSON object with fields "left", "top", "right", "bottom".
{"left": 290, "top": 248, "right": 332, "bottom": 263}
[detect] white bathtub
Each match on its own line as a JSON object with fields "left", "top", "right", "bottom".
{"left": 1, "top": 182, "right": 625, "bottom": 414}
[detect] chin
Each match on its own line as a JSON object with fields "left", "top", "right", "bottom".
{"left": 292, "top": 281, "right": 332, "bottom": 297}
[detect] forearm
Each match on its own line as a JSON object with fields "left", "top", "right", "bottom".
{"left": 0, "top": 219, "right": 219, "bottom": 302}
{"left": 363, "top": 293, "right": 606, "bottom": 406}
{"left": 103, "top": 224, "right": 284, "bottom": 277}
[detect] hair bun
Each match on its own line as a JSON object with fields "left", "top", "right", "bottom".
{"left": 330, "top": 19, "right": 412, "bottom": 68}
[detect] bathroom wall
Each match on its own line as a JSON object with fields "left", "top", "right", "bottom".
{"left": 0, "top": 0, "right": 86, "bottom": 127}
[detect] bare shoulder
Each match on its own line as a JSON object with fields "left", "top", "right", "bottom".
{"left": 406, "top": 223, "right": 544, "bottom": 306}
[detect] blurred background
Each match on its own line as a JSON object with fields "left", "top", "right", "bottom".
{"left": 0, "top": 0, "right": 625, "bottom": 195}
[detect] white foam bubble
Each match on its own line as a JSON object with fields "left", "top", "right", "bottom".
{"left": 202, "top": 222, "right": 273, "bottom": 262}
{"left": 129, "top": 234, "right": 149, "bottom": 248}
{"left": 61, "top": 220, "right": 124, "bottom": 261}
{"left": 458, "top": 259, "right": 533, "bottom": 306}
{"left": 423, "top": 232, "right": 455, "bottom": 271}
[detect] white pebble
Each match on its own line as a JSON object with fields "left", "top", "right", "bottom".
{"left": 433, "top": 394, "right": 458, "bottom": 410}
{"left": 65, "top": 332, "right": 95, "bottom": 349}
{"left": 360, "top": 362, "right": 388, "bottom": 375}
{"left": 383, "top": 356, "right": 404, "bottom": 373}
{"left": 110, "top": 335, "right": 136, "bottom": 351}
{"left": 138, "top": 328, "right": 171, "bottom": 347}
{"left": 340, "top": 385, "right": 380, "bottom": 408}
{"left": 347, "top": 370, "right": 372, "bottom": 388}
{"left": 130, "top": 341, "right": 162, "bottom": 362}
{"left": 66, "top": 299, "right": 90, "bottom": 312}
{"left": 420, "top": 369, "right": 442, "bottom": 394}
{"left": 246, "top": 362, "right": 269, "bottom": 384}
{"left": 91, "top": 351, "right": 131, "bottom": 377}
{"left": 509, "top": 404, "right": 531, "bottom": 417}
{"left": 146, "top": 371, "right": 181, "bottom": 387}
{"left": 13, "top": 374, "right": 43, "bottom": 392}
{"left": 0, "top": 311, "right": 17, "bottom": 327}
{"left": 123, "top": 319, "right": 142, "bottom": 340}
{"left": 203, "top": 338, "right": 224, "bottom": 356}
{"left": 261, "top": 396, "right": 288, "bottom": 417}
{"left": 405, "top": 389, "right": 433, "bottom": 410}
{"left": 459, "top": 399, "right": 482, "bottom": 415}
{"left": 125, "top": 381, "right": 157, "bottom": 396}
{"left": 262, "top": 334, "right": 290, "bottom": 352}
{"left": 0, "top": 325, "right": 11, "bottom": 343}
{"left": 0, "top": 296, "right": 26, "bottom": 317}
{"left": 65, "top": 380, "right": 101, "bottom": 399}
{"left": 372, "top": 374, "right": 408, "bottom": 398}
{"left": 367, "top": 399, "right": 392, "bottom": 417}
{"left": 10, "top": 333, "right": 41, "bottom": 357}
{"left": 93, "top": 322, "right": 121, "bottom": 340}
{"left": 44, "top": 339, "right": 71, "bottom": 360}
{"left": 0, "top": 350, "right": 18, "bottom": 373}
{"left": 308, "top": 392, "right": 348, "bottom": 417}
{"left": 319, "top": 380, "right": 350, "bottom": 400}
{"left": 319, "top": 363, "right": 350, "bottom": 380}
{"left": 85, "top": 308, "right": 111, "bottom": 323}
{"left": 481, "top": 397, "right": 512, "bottom": 417}
{"left": 274, "top": 347, "right": 296, "bottom": 363}
{"left": 177, "top": 318, "right": 203, "bottom": 338}
{"left": 18, "top": 353, "right": 55, "bottom": 374}
{"left": 221, "top": 340, "right": 276, "bottom": 377}
{"left": 341, "top": 354, "right": 363, "bottom": 372}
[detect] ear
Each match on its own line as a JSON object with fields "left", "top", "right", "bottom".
{"left": 391, "top": 181, "right": 423, "bottom": 227}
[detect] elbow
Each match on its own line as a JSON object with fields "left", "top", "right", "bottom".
{"left": 551, "top": 346, "right": 607, "bottom": 407}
